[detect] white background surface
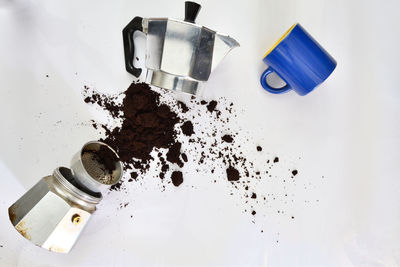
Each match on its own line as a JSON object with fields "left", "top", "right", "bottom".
{"left": 1, "top": 0, "right": 400, "bottom": 266}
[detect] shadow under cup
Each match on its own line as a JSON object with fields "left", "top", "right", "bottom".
{"left": 260, "top": 23, "right": 337, "bottom": 96}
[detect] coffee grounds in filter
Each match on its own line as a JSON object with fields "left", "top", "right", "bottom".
{"left": 81, "top": 150, "right": 114, "bottom": 184}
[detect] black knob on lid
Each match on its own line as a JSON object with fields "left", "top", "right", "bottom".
{"left": 184, "top": 1, "right": 201, "bottom": 23}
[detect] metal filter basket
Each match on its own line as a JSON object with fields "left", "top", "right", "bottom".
{"left": 71, "top": 141, "right": 123, "bottom": 193}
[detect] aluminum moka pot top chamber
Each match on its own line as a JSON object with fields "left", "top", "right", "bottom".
{"left": 123, "top": 1, "right": 240, "bottom": 96}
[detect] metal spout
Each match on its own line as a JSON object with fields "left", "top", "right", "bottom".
{"left": 211, "top": 34, "right": 240, "bottom": 71}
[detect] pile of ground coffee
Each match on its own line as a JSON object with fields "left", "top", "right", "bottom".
{"left": 103, "top": 83, "right": 179, "bottom": 163}
{"left": 84, "top": 82, "right": 188, "bottom": 187}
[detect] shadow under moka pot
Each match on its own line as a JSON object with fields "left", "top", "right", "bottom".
{"left": 123, "top": 1, "right": 240, "bottom": 96}
{"left": 8, "top": 141, "right": 123, "bottom": 253}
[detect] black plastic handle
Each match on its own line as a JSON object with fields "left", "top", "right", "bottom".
{"left": 122, "top": 16, "right": 143, "bottom": 77}
{"left": 184, "top": 1, "right": 201, "bottom": 23}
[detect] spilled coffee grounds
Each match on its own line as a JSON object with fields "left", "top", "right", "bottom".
{"left": 180, "top": 121, "right": 194, "bottom": 136}
{"left": 206, "top": 100, "right": 218, "bottom": 112}
{"left": 84, "top": 82, "right": 251, "bottom": 187}
{"left": 171, "top": 171, "right": 183, "bottom": 187}
{"left": 166, "top": 142, "right": 184, "bottom": 168}
{"left": 84, "top": 82, "right": 186, "bottom": 186}
{"left": 226, "top": 166, "right": 240, "bottom": 181}
{"left": 83, "top": 81, "right": 309, "bottom": 224}
{"left": 221, "top": 134, "right": 234, "bottom": 143}
{"left": 103, "top": 83, "right": 179, "bottom": 163}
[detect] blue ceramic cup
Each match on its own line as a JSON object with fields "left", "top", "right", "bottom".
{"left": 260, "top": 23, "right": 337, "bottom": 96}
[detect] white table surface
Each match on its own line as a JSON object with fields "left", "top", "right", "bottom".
{"left": 1, "top": 0, "right": 400, "bottom": 266}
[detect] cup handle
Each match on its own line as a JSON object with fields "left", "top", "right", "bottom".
{"left": 260, "top": 68, "right": 292, "bottom": 94}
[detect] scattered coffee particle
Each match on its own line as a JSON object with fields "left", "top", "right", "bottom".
{"left": 200, "top": 100, "right": 207, "bottom": 105}
{"left": 251, "top": 210, "right": 256, "bottom": 215}
{"left": 245, "top": 186, "right": 249, "bottom": 190}
{"left": 110, "top": 182, "right": 122, "bottom": 191}
{"left": 251, "top": 193, "right": 257, "bottom": 199}
{"left": 273, "top": 157, "right": 279, "bottom": 163}
{"left": 45, "top": 74, "right": 49, "bottom": 78}
{"left": 181, "top": 153, "right": 188, "bottom": 162}
{"left": 130, "top": 172, "right": 138, "bottom": 180}
{"left": 291, "top": 216, "right": 295, "bottom": 219}
{"left": 226, "top": 166, "right": 240, "bottom": 181}
{"left": 292, "top": 170, "right": 298, "bottom": 176}
{"left": 166, "top": 142, "right": 184, "bottom": 167}
{"left": 256, "top": 146, "right": 262, "bottom": 152}
{"left": 135, "top": 57, "right": 139, "bottom": 61}
{"left": 221, "top": 134, "right": 234, "bottom": 143}
{"left": 84, "top": 96, "right": 91, "bottom": 103}
{"left": 161, "top": 164, "right": 169, "bottom": 173}
{"left": 206, "top": 100, "right": 218, "bottom": 112}
{"left": 171, "top": 171, "right": 183, "bottom": 187}
{"left": 177, "top": 101, "right": 189, "bottom": 113}
{"left": 181, "top": 121, "right": 194, "bottom": 136}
